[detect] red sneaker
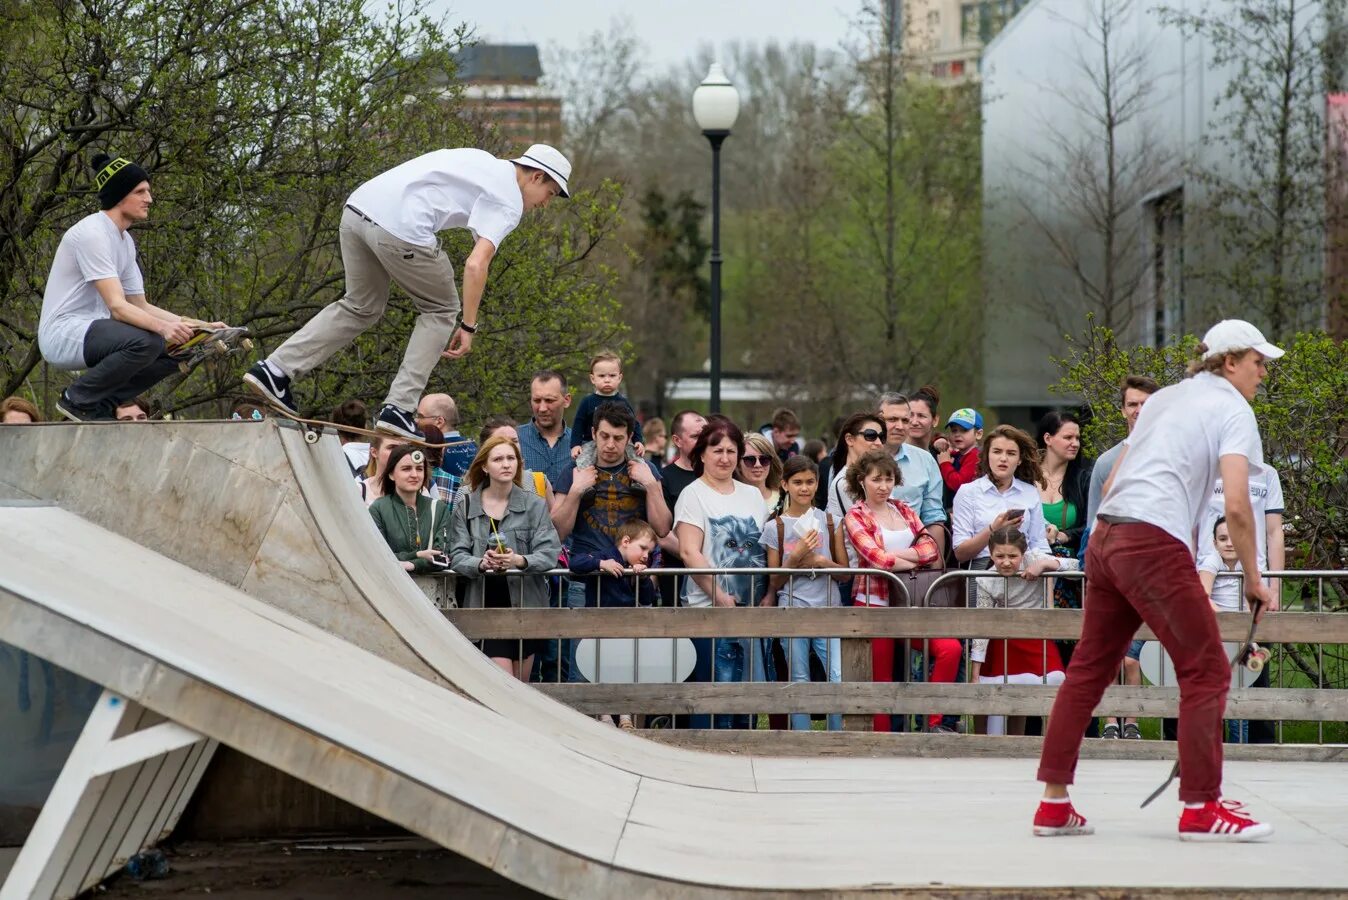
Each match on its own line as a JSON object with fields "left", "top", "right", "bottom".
{"left": 1178, "top": 799, "right": 1273, "bottom": 842}
{"left": 1033, "top": 800, "right": 1094, "bottom": 836}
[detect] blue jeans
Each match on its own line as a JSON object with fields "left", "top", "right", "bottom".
{"left": 563, "top": 579, "right": 587, "bottom": 683}
{"left": 710, "top": 636, "right": 775, "bottom": 729}
{"left": 780, "top": 636, "right": 841, "bottom": 731}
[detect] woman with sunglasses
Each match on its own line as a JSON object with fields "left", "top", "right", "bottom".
{"left": 736, "top": 432, "right": 783, "bottom": 510}
{"left": 824, "top": 412, "right": 888, "bottom": 519}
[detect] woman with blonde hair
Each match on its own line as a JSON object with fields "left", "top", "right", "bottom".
{"left": 363, "top": 432, "right": 407, "bottom": 506}
{"left": 736, "top": 431, "right": 783, "bottom": 510}
{"left": 448, "top": 435, "right": 562, "bottom": 680}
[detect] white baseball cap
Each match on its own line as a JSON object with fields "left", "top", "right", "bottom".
{"left": 512, "top": 144, "right": 572, "bottom": 198}
{"left": 1201, "top": 319, "right": 1284, "bottom": 360}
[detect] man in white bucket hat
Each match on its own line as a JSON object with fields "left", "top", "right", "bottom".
{"left": 246, "top": 143, "right": 572, "bottom": 439}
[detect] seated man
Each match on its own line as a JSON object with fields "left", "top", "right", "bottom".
{"left": 38, "top": 153, "right": 221, "bottom": 420}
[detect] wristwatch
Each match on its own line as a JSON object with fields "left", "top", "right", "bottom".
{"left": 459, "top": 321, "right": 478, "bottom": 334}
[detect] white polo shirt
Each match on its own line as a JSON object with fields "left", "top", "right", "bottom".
{"left": 951, "top": 475, "right": 1051, "bottom": 561}
{"left": 346, "top": 148, "right": 523, "bottom": 249}
{"left": 1098, "top": 372, "right": 1263, "bottom": 554}
{"left": 39, "top": 212, "right": 145, "bottom": 370}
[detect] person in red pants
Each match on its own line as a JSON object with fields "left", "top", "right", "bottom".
{"left": 842, "top": 450, "right": 959, "bottom": 731}
{"left": 1033, "top": 319, "right": 1282, "bottom": 842}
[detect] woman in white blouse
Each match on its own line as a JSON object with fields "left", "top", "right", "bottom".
{"left": 952, "top": 425, "right": 1051, "bottom": 565}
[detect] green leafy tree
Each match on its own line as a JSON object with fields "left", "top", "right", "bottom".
{"left": 0, "top": 0, "right": 624, "bottom": 423}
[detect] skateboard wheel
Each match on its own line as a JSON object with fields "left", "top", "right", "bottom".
{"left": 212, "top": 339, "right": 228, "bottom": 353}
{"left": 304, "top": 428, "right": 320, "bottom": 445}
{"left": 242, "top": 338, "right": 254, "bottom": 351}
{"left": 178, "top": 362, "right": 191, "bottom": 374}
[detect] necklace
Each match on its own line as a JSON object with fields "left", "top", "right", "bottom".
{"left": 405, "top": 500, "right": 421, "bottom": 549}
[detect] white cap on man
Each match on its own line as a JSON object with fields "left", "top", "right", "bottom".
{"left": 1201, "top": 319, "right": 1285, "bottom": 360}
{"left": 512, "top": 144, "right": 572, "bottom": 198}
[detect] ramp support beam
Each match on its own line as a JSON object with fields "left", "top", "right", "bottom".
{"left": 2, "top": 690, "right": 212, "bottom": 900}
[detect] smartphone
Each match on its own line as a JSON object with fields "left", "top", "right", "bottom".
{"left": 1004, "top": 508, "right": 1025, "bottom": 520}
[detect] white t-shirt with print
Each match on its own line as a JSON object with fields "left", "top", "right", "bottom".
{"left": 759, "top": 508, "right": 842, "bottom": 608}
{"left": 39, "top": 212, "right": 146, "bottom": 369}
{"left": 674, "top": 478, "right": 768, "bottom": 608}
{"left": 1099, "top": 373, "right": 1263, "bottom": 554}
{"left": 346, "top": 148, "right": 523, "bottom": 249}
{"left": 1195, "top": 463, "right": 1284, "bottom": 573}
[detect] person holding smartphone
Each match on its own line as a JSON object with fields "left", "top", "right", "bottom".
{"left": 449, "top": 435, "right": 562, "bottom": 681}
{"left": 951, "top": 425, "right": 1051, "bottom": 574}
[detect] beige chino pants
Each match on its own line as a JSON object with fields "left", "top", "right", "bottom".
{"left": 269, "top": 206, "right": 461, "bottom": 411}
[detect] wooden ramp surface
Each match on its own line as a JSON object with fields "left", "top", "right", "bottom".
{"left": 2, "top": 507, "right": 1348, "bottom": 896}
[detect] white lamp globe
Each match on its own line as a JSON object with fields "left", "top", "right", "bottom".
{"left": 692, "top": 63, "right": 740, "bottom": 132}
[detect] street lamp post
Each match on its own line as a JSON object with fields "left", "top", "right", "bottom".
{"left": 693, "top": 63, "right": 740, "bottom": 414}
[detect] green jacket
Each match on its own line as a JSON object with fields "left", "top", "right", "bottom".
{"left": 369, "top": 492, "right": 453, "bottom": 574}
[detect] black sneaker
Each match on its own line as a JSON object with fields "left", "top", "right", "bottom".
{"left": 1122, "top": 723, "right": 1143, "bottom": 740}
{"left": 375, "top": 404, "right": 424, "bottom": 440}
{"left": 1101, "top": 723, "right": 1121, "bottom": 739}
{"left": 242, "top": 362, "right": 296, "bottom": 413}
{"left": 55, "top": 391, "right": 112, "bottom": 422}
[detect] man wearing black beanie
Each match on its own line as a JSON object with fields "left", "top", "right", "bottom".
{"left": 38, "top": 153, "right": 219, "bottom": 420}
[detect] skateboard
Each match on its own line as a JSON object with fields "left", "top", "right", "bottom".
{"left": 168, "top": 320, "right": 254, "bottom": 375}
{"left": 1240, "top": 641, "right": 1271, "bottom": 673}
{"left": 266, "top": 404, "right": 471, "bottom": 450}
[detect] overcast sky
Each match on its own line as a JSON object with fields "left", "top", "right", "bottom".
{"left": 428, "top": 0, "right": 860, "bottom": 72}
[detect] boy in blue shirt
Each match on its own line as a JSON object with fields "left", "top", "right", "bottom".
{"left": 569, "top": 519, "right": 658, "bottom": 607}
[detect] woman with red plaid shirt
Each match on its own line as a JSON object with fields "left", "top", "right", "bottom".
{"left": 843, "top": 449, "right": 962, "bottom": 732}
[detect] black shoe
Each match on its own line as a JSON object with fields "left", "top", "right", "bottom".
{"left": 55, "top": 391, "right": 112, "bottom": 422}
{"left": 242, "top": 362, "right": 297, "bottom": 413}
{"left": 1101, "top": 723, "right": 1121, "bottom": 739}
{"left": 375, "top": 404, "right": 424, "bottom": 440}
{"left": 1122, "top": 723, "right": 1143, "bottom": 740}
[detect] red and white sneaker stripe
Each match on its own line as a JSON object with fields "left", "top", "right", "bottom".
{"left": 1178, "top": 799, "right": 1274, "bottom": 842}
{"left": 1032, "top": 800, "right": 1095, "bottom": 837}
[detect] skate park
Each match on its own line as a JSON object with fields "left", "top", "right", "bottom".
{"left": 1, "top": 419, "right": 1347, "bottom": 898}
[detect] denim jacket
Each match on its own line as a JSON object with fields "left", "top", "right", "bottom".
{"left": 448, "top": 484, "right": 561, "bottom": 609}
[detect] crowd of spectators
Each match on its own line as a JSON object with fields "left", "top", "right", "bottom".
{"left": 1, "top": 354, "right": 1282, "bottom": 740}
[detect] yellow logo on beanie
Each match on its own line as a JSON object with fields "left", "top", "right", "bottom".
{"left": 94, "top": 158, "right": 131, "bottom": 190}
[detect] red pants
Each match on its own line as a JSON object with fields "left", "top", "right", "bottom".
{"left": 1037, "top": 520, "right": 1230, "bottom": 802}
{"left": 868, "top": 627, "right": 962, "bottom": 732}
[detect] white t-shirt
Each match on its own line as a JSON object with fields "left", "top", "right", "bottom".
{"left": 1099, "top": 373, "right": 1263, "bottom": 553}
{"left": 855, "top": 526, "right": 914, "bottom": 606}
{"left": 1198, "top": 558, "right": 1244, "bottom": 611}
{"left": 39, "top": 212, "right": 145, "bottom": 369}
{"left": 346, "top": 148, "right": 523, "bottom": 249}
{"left": 342, "top": 441, "right": 371, "bottom": 475}
{"left": 1195, "top": 464, "right": 1284, "bottom": 572}
{"left": 759, "top": 509, "right": 841, "bottom": 608}
{"left": 674, "top": 478, "right": 769, "bottom": 608}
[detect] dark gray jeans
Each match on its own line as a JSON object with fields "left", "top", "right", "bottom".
{"left": 68, "top": 319, "right": 177, "bottom": 409}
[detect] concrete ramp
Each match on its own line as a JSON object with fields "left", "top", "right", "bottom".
{"left": 0, "top": 420, "right": 756, "bottom": 790}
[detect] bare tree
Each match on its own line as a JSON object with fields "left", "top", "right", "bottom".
{"left": 1160, "top": 0, "right": 1345, "bottom": 338}
{"left": 1012, "top": 0, "right": 1174, "bottom": 341}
